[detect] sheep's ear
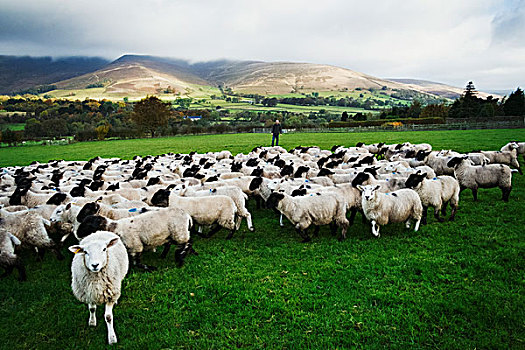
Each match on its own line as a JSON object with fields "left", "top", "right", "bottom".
{"left": 9, "top": 233, "right": 21, "bottom": 246}
{"left": 96, "top": 196, "right": 103, "bottom": 202}
{"left": 374, "top": 185, "right": 381, "bottom": 191}
{"left": 356, "top": 185, "right": 364, "bottom": 192}
{"left": 106, "top": 237, "right": 119, "bottom": 249}
{"left": 69, "top": 245, "right": 84, "bottom": 254}
{"left": 416, "top": 170, "right": 422, "bottom": 174}
{"left": 65, "top": 203, "right": 71, "bottom": 210}
{"left": 421, "top": 173, "right": 427, "bottom": 178}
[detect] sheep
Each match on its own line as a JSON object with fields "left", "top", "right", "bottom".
{"left": 404, "top": 173, "right": 460, "bottom": 224}
{"left": 76, "top": 202, "right": 151, "bottom": 222}
{"left": 501, "top": 141, "right": 525, "bottom": 161}
{"left": 0, "top": 208, "right": 64, "bottom": 260}
{"left": 50, "top": 203, "right": 85, "bottom": 242}
{"left": 351, "top": 172, "right": 406, "bottom": 193}
{"left": 150, "top": 189, "right": 239, "bottom": 239}
{"left": 266, "top": 191, "right": 349, "bottom": 242}
{"left": 357, "top": 185, "right": 423, "bottom": 237}
{"left": 447, "top": 156, "right": 513, "bottom": 201}
{"left": 0, "top": 226, "right": 26, "bottom": 281}
{"left": 68, "top": 231, "right": 128, "bottom": 345}
{"left": 423, "top": 152, "right": 455, "bottom": 176}
{"left": 76, "top": 208, "right": 193, "bottom": 270}
{"left": 175, "top": 184, "right": 254, "bottom": 232}
{"left": 480, "top": 147, "right": 522, "bottom": 174}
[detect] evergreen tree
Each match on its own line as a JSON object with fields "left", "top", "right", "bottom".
{"left": 503, "top": 87, "right": 525, "bottom": 116}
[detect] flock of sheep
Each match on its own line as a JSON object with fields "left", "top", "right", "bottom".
{"left": 0, "top": 140, "right": 522, "bottom": 344}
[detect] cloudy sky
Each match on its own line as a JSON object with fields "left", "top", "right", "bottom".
{"left": 1, "top": 0, "right": 524, "bottom": 91}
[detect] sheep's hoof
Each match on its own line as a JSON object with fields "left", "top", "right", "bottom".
{"left": 249, "top": 227, "right": 255, "bottom": 232}
{"left": 108, "top": 335, "right": 117, "bottom": 345}
{"left": 449, "top": 217, "right": 455, "bottom": 222}
{"left": 279, "top": 224, "right": 284, "bottom": 228}
{"left": 438, "top": 218, "right": 445, "bottom": 223}
{"left": 301, "top": 237, "right": 311, "bottom": 243}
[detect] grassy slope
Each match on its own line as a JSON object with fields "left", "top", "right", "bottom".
{"left": 0, "top": 130, "right": 524, "bottom": 349}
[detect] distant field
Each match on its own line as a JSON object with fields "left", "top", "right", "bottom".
{"left": 0, "top": 123, "right": 25, "bottom": 131}
{"left": 0, "top": 129, "right": 523, "bottom": 349}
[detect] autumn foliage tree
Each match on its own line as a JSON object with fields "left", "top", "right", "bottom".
{"left": 132, "top": 96, "right": 170, "bottom": 137}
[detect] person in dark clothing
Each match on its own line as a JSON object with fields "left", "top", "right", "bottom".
{"left": 271, "top": 120, "right": 282, "bottom": 146}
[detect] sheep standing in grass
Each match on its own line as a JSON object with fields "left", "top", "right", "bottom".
{"left": 0, "top": 226, "right": 26, "bottom": 281}
{"left": 357, "top": 185, "right": 422, "bottom": 237}
{"left": 266, "top": 191, "right": 349, "bottom": 242}
{"left": 404, "top": 173, "right": 460, "bottom": 224}
{"left": 447, "top": 156, "right": 513, "bottom": 201}
{"left": 69, "top": 231, "right": 128, "bottom": 345}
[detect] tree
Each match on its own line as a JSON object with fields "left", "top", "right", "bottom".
{"left": 132, "top": 96, "right": 170, "bottom": 137}
{"left": 341, "top": 111, "right": 349, "bottom": 122}
{"left": 503, "top": 87, "right": 525, "bottom": 116}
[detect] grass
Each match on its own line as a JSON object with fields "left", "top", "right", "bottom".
{"left": 0, "top": 123, "right": 25, "bottom": 131}
{"left": 0, "top": 129, "right": 524, "bottom": 349}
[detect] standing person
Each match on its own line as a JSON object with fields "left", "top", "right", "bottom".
{"left": 271, "top": 120, "right": 282, "bottom": 146}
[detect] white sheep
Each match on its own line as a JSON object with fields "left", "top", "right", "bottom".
{"left": 357, "top": 185, "right": 423, "bottom": 237}
{"left": 447, "top": 156, "right": 513, "bottom": 201}
{"left": 266, "top": 191, "right": 349, "bottom": 241}
{"left": 404, "top": 173, "right": 460, "bottom": 224}
{"left": 68, "top": 231, "right": 129, "bottom": 345}
{"left": 0, "top": 208, "right": 63, "bottom": 260}
{"left": 0, "top": 227, "right": 26, "bottom": 281}
{"left": 76, "top": 207, "right": 193, "bottom": 269}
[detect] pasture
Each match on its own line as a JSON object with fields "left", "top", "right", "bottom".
{"left": 0, "top": 129, "right": 524, "bottom": 349}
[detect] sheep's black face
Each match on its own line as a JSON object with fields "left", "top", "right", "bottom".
{"left": 405, "top": 174, "right": 425, "bottom": 189}
{"left": 259, "top": 150, "right": 268, "bottom": 159}
{"left": 146, "top": 177, "right": 160, "bottom": 186}
{"left": 231, "top": 162, "right": 242, "bottom": 172}
{"left": 151, "top": 189, "right": 170, "bottom": 207}
{"left": 246, "top": 158, "right": 259, "bottom": 167}
{"left": 317, "top": 168, "right": 334, "bottom": 177}
{"left": 405, "top": 150, "right": 416, "bottom": 158}
{"left": 9, "top": 189, "right": 23, "bottom": 205}
{"left": 291, "top": 188, "right": 307, "bottom": 197}
{"left": 317, "top": 157, "right": 328, "bottom": 168}
{"left": 358, "top": 156, "right": 374, "bottom": 165}
{"left": 249, "top": 177, "right": 263, "bottom": 191}
{"left": 351, "top": 172, "right": 370, "bottom": 188}
{"left": 251, "top": 168, "right": 263, "bottom": 177}
{"left": 89, "top": 180, "right": 104, "bottom": 191}
{"left": 79, "top": 179, "right": 92, "bottom": 186}
{"left": 415, "top": 151, "right": 431, "bottom": 161}
{"left": 331, "top": 145, "right": 341, "bottom": 152}
{"left": 394, "top": 143, "right": 403, "bottom": 150}
{"left": 274, "top": 159, "right": 286, "bottom": 168}
{"left": 266, "top": 192, "right": 284, "bottom": 209}
{"left": 251, "top": 146, "right": 261, "bottom": 153}
{"left": 70, "top": 185, "right": 86, "bottom": 197}
{"left": 205, "top": 176, "right": 219, "bottom": 183}
{"left": 106, "top": 183, "right": 120, "bottom": 191}
{"left": 364, "top": 166, "right": 379, "bottom": 177}
{"left": 294, "top": 166, "right": 309, "bottom": 178}
{"left": 46, "top": 193, "right": 67, "bottom": 205}
{"left": 203, "top": 162, "right": 215, "bottom": 169}
{"left": 76, "top": 215, "right": 108, "bottom": 239}
{"left": 377, "top": 142, "right": 385, "bottom": 148}
{"left": 347, "top": 156, "right": 358, "bottom": 163}
{"left": 276, "top": 165, "right": 290, "bottom": 177}
{"left": 356, "top": 142, "right": 364, "bottom": 148}
{"left": 447, "top": 157, "right": 463, "bottom": 168}
{"left": 77, "top": 202, "right": 100, "bottom": 223}
{"left": 199, "top": 158, "right": 208, "bottom": 165}
{"left": 194, "top": 173, "right": 205, "bottom": 180}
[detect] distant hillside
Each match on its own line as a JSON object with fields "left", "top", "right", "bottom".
{"left": 1, "top": 54, "right": 495, "bottom": 101}
{"left": 387, "top": 78, "right": 496, "bottom": 99}
{"left": 0, "top": 56, "right": 109, "bottom": 94}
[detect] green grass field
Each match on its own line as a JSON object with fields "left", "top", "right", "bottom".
{"left": 0, "top": 130, "right": 524, "bottom": 349}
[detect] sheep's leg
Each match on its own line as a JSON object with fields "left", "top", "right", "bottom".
{"left": 226, "top": 229, "right": 235, "bottom": 240}
{"left": 472, "top": 188, "right": 478, "bottom": 201}
{"left": 206, "top": 223, "right": 222, "bottom": 238}
{"left": 234, "top": 215, "right": 242, "bottom": 231}
{"left": 88, "top": 304, "right": 97, "bottom": 326}
{"left": 0, "top": 266, "right": 14, "bottom": 279}
{"left": 104, "top": 302, "right": 117, "bottom": 345}
{"left": 255, "top": 196, "right": 261, "bottom": 209}
{"left": 175, "top": 241, "right": 192, "bottom": 267}
{"left": 36, "top": 248, "right": 45, "bottom": 261}
{"left": 434, "top": 207, "right": 445, "bottom": 222}
{"left": 330, "top": 223, "right": 338, "bottom": 236}
{"left": 501, "top": 187, "right": 511, "bottom": 202}
{"left": 296, "top": 227, "right": 311, "bottom": 243}
{"left": 160, "top": 243, "right": 171, "bottom": 259}
{"left": 371, "top": 221, "right": 380, "bottom": 237}
{"left": 405, "top": 219, "right": 412, "bottom": 229}
{"left": 421, "top": 206, "right": 428, "bottom": 225}
{"left": 14, "top": 258, "right": 26, "bottom": 281}
{"left": 131, "top": 253, "right": 157, "bottom": 272}
{"left": 60, "top": 232, "right": 71, "bottom": 243}
{"left": 52, "top": 246, "right": 65, "bottom": 261}
{"left": 313, "top": 226, "right": 321, "bottom": 237}
{"left": 348, "top": 208, "right": 357, "bottom": 225}
{"left": 246, "top": 213, "right": 254, "bottom": 232}
{"left": 449, "top": 204, "right": 457, "bottom": 221}
{"left": 192, "top": 225, "right": 207, "bottom": 238}
{"left": 414, "top": 218, "right": 421, "bottom": 231}
{"left": 279, "top": 214, "right": 284, "bottom": 227}
{"left": 441, "top": 201, "right": 448, "bottom": 216}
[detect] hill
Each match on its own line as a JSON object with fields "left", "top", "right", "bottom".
{"left": 0, "top": 56, "right": 109, "bottom": 94}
